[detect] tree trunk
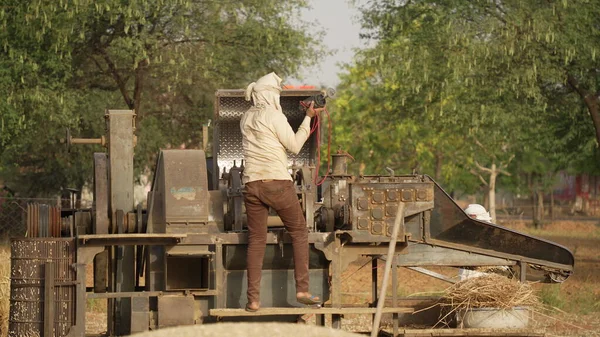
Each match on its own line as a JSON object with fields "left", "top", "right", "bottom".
{"left": 550, "top": 191, "right": 555, "bottom": 222}
{"left": 488, "top": 163, "right": 498, "bottom": 223}
{"left": 526, "top": 172, "right": 538, "bottom": 227}
{"left": 584, "top": 93, "right": 600, "bottom": 147}
{"left": 434, "top": 150, "right": 443, "bottom": 182}
{"left": 133, "top": 58, "right": 148, "bottom": 123}
{"left": 483, "top": 185, "right": 490, "bottom": 210}
{"left": 532, "top": 188, "right": 539, "bottom": 228}
{"left": 536, "top": 189, "right": 544, "bottom": 228}
{"left": 567, "top": 73, "right": 600, "bottom": 146}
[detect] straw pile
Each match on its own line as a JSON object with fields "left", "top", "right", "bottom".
{"left": 441, "top": 274, "right": 539, "bottom": 310}
{"left": 0, "top": 246, "right": 10, "bottom": 337}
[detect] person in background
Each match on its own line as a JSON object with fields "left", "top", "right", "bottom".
{"left": 458, "top": 204, "right": 509, "bottom": 280}
{"left": 464, "top": 203, "right": 492, "bottom": 222}
{"left": 241, "top": 72, "right": 324, "bottom": 312}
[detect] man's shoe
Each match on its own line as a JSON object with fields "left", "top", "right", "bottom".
{"left": 296, "top": 294, "right": 321, "bottom": 305}
{"left": 245, "top": 302, "right": 259, "bottom": 312}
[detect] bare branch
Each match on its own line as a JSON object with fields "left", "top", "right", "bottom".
{"left": 97, "top": 49, "right": 134, "bottom": 109}
{"left": 470, "top": 169, "right": 489, "bottom": 186}
{"left": 133, "top": 58, "right": 149, "bottom": 118}
{"left": 89, "top": 55, "right": 106, "bottom": 73}
{"left": 499, "top": 154, "right": 516, "bottom": 169}
{"left": 473, "top": 137, "right": 497, "bottom": 160}
{"left": 567, "top": 73, "right": 589, "bottom": 99}
{"left": 474, "top": 160, "right": 493, "bottom": 174}
{"left": 497, "top": 168, "right": 512, "bottom": 176}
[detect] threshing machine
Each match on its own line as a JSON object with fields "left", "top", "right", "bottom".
{"left": 8, "top": 89, "right": 574, "bottom": 337}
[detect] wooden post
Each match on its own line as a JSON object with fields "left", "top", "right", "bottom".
{"left": 392, "top": 255, "right": 398, "bottom": 337}
{"left": 371, "top": 258, "right": 378, "bottom": 324}
{"left": 371, "top": 202, "right": 405, "bottom": 337}
{"left": 520, "top": 261, "right": 527, "bottom": 283}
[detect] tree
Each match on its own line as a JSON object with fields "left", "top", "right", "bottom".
{"left": 0, "top": 0, "right": 324, "bottom": 196}
{"left": 330, "top": 2, "right": 475, "bottom": 191}
{"left": 410, "top": 0, "right": 600, "bottom": 147}
{"left": 330, "top": 0, "right": 599, "bottom": 214}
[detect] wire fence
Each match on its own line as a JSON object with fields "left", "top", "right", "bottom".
{"left": 495, "top": 200, "right": 600, "bottom": 219}
{"left": 0, "top": 197, "right": 62, "bottom": 238}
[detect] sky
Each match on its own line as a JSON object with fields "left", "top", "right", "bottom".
{"left": 288, "top": 0, "right": 369, "bottom": 88}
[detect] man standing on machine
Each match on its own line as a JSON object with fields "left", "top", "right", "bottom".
{"left": 240, "top": 72, "right": 324, "bottom": 312}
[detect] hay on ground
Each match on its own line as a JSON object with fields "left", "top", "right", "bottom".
{"left": 427, "top": 274, "right": 542, "bottom": 327}
{"left": 441, "top": 274, "right": 540, "bottom": 310}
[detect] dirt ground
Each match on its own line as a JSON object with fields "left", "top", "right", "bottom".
{"left": 329, "top": 219, "right": 600, "bottom": 337}
{"left": 501, "top": 219, "right": 600, "bottom": 337}
{"left": 81, "top": 219, "right": 599, "bottom": 336}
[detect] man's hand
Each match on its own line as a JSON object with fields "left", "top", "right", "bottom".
{"left": 305, "top": 101, "right": 325, "bottom": 118}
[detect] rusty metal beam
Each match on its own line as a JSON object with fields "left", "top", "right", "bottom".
{"left": 209, "top": 306, "right": 414, "bottom": 317}
{"left": 77, "top": 232, "right": 335, "bottom": 246}
{"left": 86, "top": 290, "right": 218, "bottom": 299}
{"left": 405, "top": 267, "right": 456, "bottom": 284}
{"left": 79, "top": 234, "right": 185, "bottom": 246}
{"left": 392, "top": 256, "right": 399, "bottom": 337}
{"left": 106, "top": 110, "right": 136, "bottom": 335}
{"left": 395, "top": 243, "right": 516, "bottom": 267}
{"left": 215, "top": 242, "right": 225, "bottom": 308}
{"left": 425, "top": 239, "right": 572, "bottom": 273}
{"left": 43, "top": 262, "right": 55, "bottom": 337}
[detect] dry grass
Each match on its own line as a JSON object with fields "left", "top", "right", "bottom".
{"left": 0, "top": 245, "right": 9, "bottom": 337}
{"left": 339, "top": 220, "right": 600, "bottom": 335}
{"left": 440, "top": 274, "right": 539, "bottom": 310}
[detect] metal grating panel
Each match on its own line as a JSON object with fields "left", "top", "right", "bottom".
{"left": 215, "top": 95, "right": 318, "bottom": 173}
{"left": 9, "top": 238, "right": 76, "bottom": 337}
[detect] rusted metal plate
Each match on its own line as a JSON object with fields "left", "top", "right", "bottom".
{"left": 428, "top": 179, "right": 574, "bottom": 278}
{"left": 107, "top": 110, "right": 136, "bottom": 335}
{"left": 9, "top": 238, "right": 76, "bottom": 337}
{"left": 160, "top": 150, "right": 210, "bottom": 226}
{"left": 94, "top": 250, "right": 109, "bottom": 293}
{"left": 225, "top": 269, "right": 329, "bottom": 309}
{"left": 107, "top": 110, "right": 135, "bottom": 217}
{"left": 350, "top": 179, "right": 434, "bottom": 240}
{"left": 130, "top": 296, "right": 150, "bottom": 333}
{"left": 157, "top": 296, "right": 195, "bottom": 328}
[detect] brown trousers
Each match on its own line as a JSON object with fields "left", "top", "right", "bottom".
{"left": 243, "top": 180, "right": 309, "bottom": 304}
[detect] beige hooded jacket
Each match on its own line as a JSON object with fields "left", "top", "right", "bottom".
{"left": 240, "top": 72, "right": 312, "bottom": 183}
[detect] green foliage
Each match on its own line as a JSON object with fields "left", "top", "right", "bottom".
{"left": 0, "top": 0, "right": 323, "bottom": 196}
{"left": 331, "top": 0, "right": 600, "bottom": 197}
